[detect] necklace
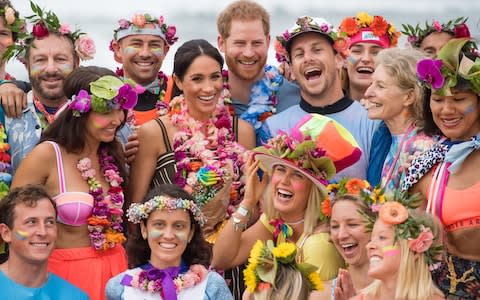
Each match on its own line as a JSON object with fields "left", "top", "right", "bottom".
{"left": 223, "top": 65, "right": 283, "bottom": 130}
{"left": 33, "top": 94, "right": 65, "bottom": 126}
{"left": 170, "top": 94, "right": 246, "bottom": 210}
{"left": 286, "top": 218, "right": 305, "bottom": 226}
{"left": 76, "top": 147, "right": 126, "bottom": 251}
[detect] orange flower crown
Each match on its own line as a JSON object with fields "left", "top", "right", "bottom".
{"left": 365, "top": 190, "right": 442, "bottom": 267}
{"left": 338, "top": 12, "right": 401, "bottom": 48}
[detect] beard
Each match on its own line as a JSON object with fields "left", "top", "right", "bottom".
{"left": 29, "top": 71, "right": 66, "bottom": 104}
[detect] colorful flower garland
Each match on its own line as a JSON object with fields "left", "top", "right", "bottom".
{"left": 244, "top": 240, "right": 323, "bottom": 293}
{"left": 0, "top": 123, "right": 11, "bottom": 199}
{"left": 401, "top": 17, "right": 469, "bottom": 48}
{"left": 169, "top": 92, "right": 246, "bottom": 211}
{"left": 77, "top": 147, "right": 126, "bottom": 251}
{"left": 113, "top": 14, "right": 178, "bottom": 46}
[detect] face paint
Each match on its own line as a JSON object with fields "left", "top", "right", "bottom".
{"left": 14, "top": 229, "right": 29, "bottom": 240}
{"left": 58, "top": 63, "right": 73, "bottom": 76}
{"left": 124, "top": 46, "right": 139, "bottom": 55}
{"left": 347, "top": 56, "right": 357, "bottom": 65}
{"left": 464, "top": 104, "right": 475, "bottom": 115}
{"left": 91, "top": 114, "right": 111, "bottom": 129}
{"left": 382, "top": 245, "right": 400, "bottom": 257}
{"left": 150, "top": 47, "right": 164, "bottom": 56}
{"left": 30, "top": 64, "right": 43, "bottom": 76}
{"left": 174, "top": 231, "right": 189, "bottom": 243}
{"left": 148, "top": 229, "right": 164, "bottom": 239}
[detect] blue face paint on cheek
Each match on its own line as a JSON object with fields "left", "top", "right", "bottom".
{"left": 464, "top": 104, "right": 475, "bottom": 115}
{"left": 58, "top": 64, "right": 73, "bottom": 76}
{"left": 347, "top": 56, "right": 357, "bottom": 65}
{"left": 175, "top": 231, "right": 189, "bottom": 243}
{"left": 124, "top": 46, "right": 139, "bottom": 55}
{"left": 15, "top": 229, "right": 29, "bottom": 240}
{"left": 148, "top": 229, "right": 163, "bottom": 239}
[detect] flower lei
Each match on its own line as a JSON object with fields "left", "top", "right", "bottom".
{"left": 223, "top": 65, "right": 283, "bottom": 130}
{"left": 401, "top": 17, "right": 469, "bottom": 48}
{"left": 76, "top": 147, "right": 126, "bottom": 251}
{"left": 4, "top": 1, "right": 95, "bottom": 62}
{"left": 129, "top": 263, "right": 208, "bottom": 296}
{"left": 244, "top": 240, "right": 323, "bottom": 293}
{"left": 170, "top": 93, "right": 246, "bottom": 210}
{"left": 0, "top": 123, "right": 11, "bottom": 199}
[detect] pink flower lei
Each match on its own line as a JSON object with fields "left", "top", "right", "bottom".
{"left": 169, "top": 93, "right": 246, "bottom": 212}
{"left": 76, "top": 147, "right": 126, "bottom": 251}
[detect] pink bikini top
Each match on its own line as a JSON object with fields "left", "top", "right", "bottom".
{"left": 47, "top": 142, "right": 94, "bottom": 226}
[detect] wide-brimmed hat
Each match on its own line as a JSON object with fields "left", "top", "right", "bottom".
{"left": 254, "top": 114, "right": 362, "bottom": 191}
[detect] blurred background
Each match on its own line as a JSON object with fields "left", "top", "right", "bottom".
{"left": 8, "top": 0, "right": 480, "bottom": 80}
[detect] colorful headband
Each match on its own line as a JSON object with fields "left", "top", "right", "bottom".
{"left": 4, "top": 1, "right": 95, "bottom": 62}
{"left": 68, "top": 75, "right": 142, "bottom": 116}
{"left": 243, "top": 240, "right": 323, "bottom": 293}
{"left": 416, "top": 38, "right": 480, "bottom": 96}
{"left": 127, "top": 195, "right": 206, "bottom": 226}
{"left": 362, "top": 191, "right": 442, "bottom": 266}
{"left": 275, "top": 16, "right": 346, "bottom": 62}
{"left": 402, "top": 17, "right": 469, "bottom": 48}
{"left": 339, "top": 12, "right": 400, "bottom": 49}
{"left": 113, "top": 13, "right": 178, "bottom": 46}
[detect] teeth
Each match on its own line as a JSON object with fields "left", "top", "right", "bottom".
{"left": 278, "top": 189, "right": 293, "bottom": 196}
{"left": 240, "top": 60, "right": 256, "bottom": 65}
{"left": 370, "top": 256, "right": 382, "bottom": 264}
{"left": 304, "top": 69, "right": 322, "bottom": 80}
{"left": 357, "top": 67, "right": 374, "bottom": 73}
{"left": 199, "top": 95, "right": 214, "bottom": 101}
{"left": 30, "top": 242, "right": 48, "bottom": 247}
{"left": 342, "top": 243, "right": 356, "bottom": 248}
{"left": 160, "top": 243, "right": 176, "bottom": 249}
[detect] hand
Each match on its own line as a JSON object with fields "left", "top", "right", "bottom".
{"left": 124, "top": 132, "right": 139, "bottom": 164}
{"left": 278, "top": 61, "right": 293, "bottom": 81}
{"left": 243, "top": 153, "right": 268, "bottom": 207}
{"left": 334, "top": 268, "right": 357, "bottom": 300}
{"left": 0, "top": 83, "right": 27, "bottom": 118}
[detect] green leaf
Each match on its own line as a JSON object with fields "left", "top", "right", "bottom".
{"left": 256, "top": 258, "right": 277, "bottom": 287}
{"left": 90, "top": 75, "right": 123, "bottom": 99}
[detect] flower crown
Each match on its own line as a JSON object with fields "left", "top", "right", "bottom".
{"left": 275, "top": 16, "right": 344, "bottom": 62}
{"left": 402, "top": 17, "right": 469, "bottom": 48}
{"left": 68, "top": 75, "right": 142, "bottom": 117}
{"left": 4, "top": 1, "right": 95, "bottom": 62}
{"left": 416, "top": 38, "right": 480, "bottom": 96}
{"left": 0, "top": 3, "right": 25, "bottom": 37}
{"left": 362, "top": 191, "right": 442, "bottom": 266}
{"left": 255, "top": 130, "right": 334, "bottom": 186}
{"left": 127, "top": 195, "right": 206, "bottom": 226}
{"left": 113, "top": 13, "right": 178, "bottom": 46}
{"left": 244, "top": 240, "right": 323, "bottom": 293}
{"left": 323, "top": 177, "right": 386, "bottom": 221}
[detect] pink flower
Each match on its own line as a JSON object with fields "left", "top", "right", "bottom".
{"left": 433, "top": 21, "right": 442, "bottom": 32}
{"left": 32, "top": 22, "right": 49, "bottom": 39}
{"left": 158, "top": 16, "right": 164, "bottom": 26}
{"left": 118, "top": 18, "right": 130, "bottom": 29}
{"left": 407, "top": 35, "right": 419, "bottom": 44}
{"left": 182, "top": 273, "right": 196, "bottom": 288}
{"left": 77, "top": 158, "right": 92, "bottom": 171}
{"left": 82, "top": 169, "right": 96, "bottom": 180}
{"left": 165, "top": 25, "right": 176, "bottom": 39}
{"left": 59, "top": 24, "right": 71, "bottom": 34}
{"left": 75, "top": 35, "right": 96, "bottom": 60}
{"left": 190, "top": 264, "right": 208, "bottom": 282}
{"left": 4, "top": 7, "right": 15, "bottom": 25}
{"left": 408, "top": 227, "right": 434, "bottom": 253}
{"left": 454, "top": 23, "right": 470, "bottom": 39}
{"left": 132, "top": 14, "right": 147, "bottom": 28}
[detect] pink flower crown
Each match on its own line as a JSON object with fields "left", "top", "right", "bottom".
{"left": 127, "top": 195, "right": 206, "bottom": 226}
{"left": 402, "top": 17, "right": 469, "bottom": 48}
{"left": 4, "top": 1, "right": 95, "bottom": 62}
{"left": 113, "top": 13, "right": 178, "bottom": 46}
{"left": 68, "top": 75, "right": 142, "bottom": 117}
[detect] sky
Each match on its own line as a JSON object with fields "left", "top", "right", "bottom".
{"left": 7, "top": 0, "right": 480, "bottom": 80}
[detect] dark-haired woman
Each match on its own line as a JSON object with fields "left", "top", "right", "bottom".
{"left": 106, "top": 184, "right": 232, "bottom": 299}
{"left": 129, "top": 39, "right": 255, "bottom": 242}
{"left": 11, "top": 66, "right": 139, "bottom": 300}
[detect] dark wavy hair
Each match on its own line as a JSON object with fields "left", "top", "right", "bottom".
{"left": 171, "top": 39, "right": 224, "bottom": 97}
{"left": 126, "top": 184, "right": 212, "bottom": 268}
{"left": 39, "top": 66, "right": 127, "bottom": 187}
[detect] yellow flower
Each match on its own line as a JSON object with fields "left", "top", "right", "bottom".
{"left": 379, "top": 194, "right": 386, "bottom": 204}
{"left": 327, "top": 183, "right": 338, "bottom": 192}
{"left": 356, "top": 12, "right": 373, "bottom": 26}
{"left": 388, "top": 24, "right": 397, "bottom": 35}
{"left": 271, "top": 242, "right": 296, "bottom": 261}
{"left": 247, "top": 240, "right": 265, "bottom": 268}
{"left": 243, "top": 264, "right": 258, "bottom": 292}
{"left": 308, "top": 272, "right": 324, "bottom": 291}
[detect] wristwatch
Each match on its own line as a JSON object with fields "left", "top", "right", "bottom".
{"left": 232, "top": 216, "right": 247, "bottom": 232}
{"left": 236, "top": 205, "right": 250, "bottom": 218}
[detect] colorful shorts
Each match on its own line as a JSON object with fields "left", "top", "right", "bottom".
{"left": 432, "top": 253, "right": 480, "bottom": 299}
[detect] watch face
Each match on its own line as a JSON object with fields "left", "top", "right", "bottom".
{"left": 238, "top": 206, "right": 249, "bottom": 217}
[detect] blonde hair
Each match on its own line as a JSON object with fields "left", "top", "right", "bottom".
{"left": 251, "top": 264, "right": 310, "bottom": 300}
{"left": 217, "top": 0, "right": 270, "bottom": 38}
{"left": 363, "top": 212, "right": 443, "bottom": 300}
{"left": 374, "top": 48, "right": 427, "bottom": 129}
{"left": 263, "top": 181, "right": 322, "bottom": 236}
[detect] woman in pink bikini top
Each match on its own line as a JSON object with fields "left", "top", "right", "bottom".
{"left": 11, "top": 66, "right": 140, "bottom": 300}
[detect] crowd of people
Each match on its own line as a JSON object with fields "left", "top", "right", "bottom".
{"left": 0, "top": 0, "right": 478, "bottom": 299}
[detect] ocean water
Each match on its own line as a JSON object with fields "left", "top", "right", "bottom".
{"left": 8, "top": 0, "right": 480, "bottom": 80}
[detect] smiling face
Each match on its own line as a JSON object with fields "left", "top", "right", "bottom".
{"left": 113, "top": 33, "right": 168, "bottom": 85}
{"left": 365, "top": 64, "right": 413, "bottom": 122}
{"left": 218, "top": 19, "right": 270, "bottom": 82}
{"left": 270, "top": 164, "right": 312, "bottom": 220}
{"left": 28, "top": 34, "right": 77, "bottom": 106}
{"left": 420, "top": 31, "right": 453, "bottom": 57}
{"left": 0, "top": 199, "right": 57, "bottom": 266}
{"left": 346, "top": 42, "right": 383, "bottom": 95}
{"left": 430, "top": 90, "right": 480, "bottom": 141}
{"left": 175, "top": 55, "right": 223, "bottom": 121}
{"left": 366, "top": 219, "right": 401, "bottom": 281}
{"left": 330, "top": 199, "right": 370, "bottom": 267}
{"left": 85, "top": 109, "right": 125, "bottom": 143}
{"left": 289, "top": 32, "right": 343, "bottom": 104}
{"left": 141, "top": 209, "right": 194, "bottom": 269}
